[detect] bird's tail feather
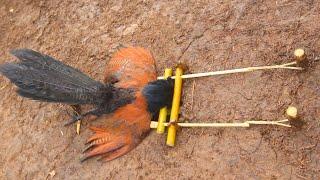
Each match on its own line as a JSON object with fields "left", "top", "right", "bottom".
{"left": 0, "top": 49, "right": 111, "bottom": 105}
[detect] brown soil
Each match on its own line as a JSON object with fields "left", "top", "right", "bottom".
{"left": 0, "top": 0, "right": 319, "bottom": 179}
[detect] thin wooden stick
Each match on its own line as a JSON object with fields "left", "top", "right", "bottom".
{"left": 0, "top": 84, "right": 8, "bottom": 90}
{"left": 157, "top": 61, "right": 303, "bottom": 80}
{"left": 150, "top": 119, "right": 291, "bottom": 129}
{"left": 282, "top": 62, "right": 297, "bottom": 66}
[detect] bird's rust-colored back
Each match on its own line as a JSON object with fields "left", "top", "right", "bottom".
{"left": 104, "top": 47, "right": 157, "bottom": 89}
{"left": 82, "top": 47, "right": 157, "bottom": 161}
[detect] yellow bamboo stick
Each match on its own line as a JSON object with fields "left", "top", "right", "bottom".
{"left": 166, "top": 67, "right": 183, "bottom": 146}
{"left": 150, "top": 119, "right": 291, "bottom": 128}
{"left": 157, "top": 68, "right": 173, "bottom": 134}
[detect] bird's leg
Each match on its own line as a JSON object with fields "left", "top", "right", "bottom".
{"left": 70, "top": 105, "right": 81, "bottom": 116}
{"left": 64, "top": 108, "right": 102, "bottom": 126}
{"left": 70, "top": 105, "right": 82, "bottom": 134}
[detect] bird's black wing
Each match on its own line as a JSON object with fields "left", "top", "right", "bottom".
{"left": 0, "top": 49, "right": 112, "bottom": 105}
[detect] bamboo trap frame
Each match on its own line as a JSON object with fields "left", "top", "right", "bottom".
{"left": 151, "top": 119, "right": 292, "bottom": 129}
{"left": 156, "top": 47, "right": 309, "bottom": 145}
{"left": 157, "top": 61, "right": 303, "bottom": 80}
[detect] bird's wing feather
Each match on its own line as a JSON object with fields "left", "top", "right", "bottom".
{"left": 0, "top": 49, "right": 111, "bottom": 105}
{"left": 81, "top": 97, "right": 151, "bottom": 162}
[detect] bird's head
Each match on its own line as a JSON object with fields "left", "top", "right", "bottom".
{"left": 142, "top": 78, "right": 174, "bottom": 114}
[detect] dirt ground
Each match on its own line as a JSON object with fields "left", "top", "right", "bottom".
{"left": 0, "top": 0, "right": 319, "bottom": 179}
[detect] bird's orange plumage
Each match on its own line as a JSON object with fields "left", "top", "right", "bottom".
{"left": 82, "top": 47, "right": 156, "bottom": 161}
{"left": 104, "top": 47, "right": 157, "bottom": 88}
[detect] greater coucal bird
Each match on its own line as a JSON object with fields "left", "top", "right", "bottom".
{"left": 0, "top": 47, "right": 174, "bottom": 162}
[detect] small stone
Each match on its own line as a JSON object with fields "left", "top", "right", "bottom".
{"left": 122, "top": 24, "right": 138, "bottom": 36}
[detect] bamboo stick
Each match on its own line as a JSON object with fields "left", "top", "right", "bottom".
{"left": 157, "top": 61, "right": 303, "bottom": 80}
{"left": 157, "top": 68, "right": 173, "bottom": 134}
{"left": 151, "top": 119, "right": 291, "bottom": 129}
{"left": 166, "top": 67, "right": 183, "bottom": 147}
{"left": 294, "top": 49, "right": 306, "bottom": 62}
